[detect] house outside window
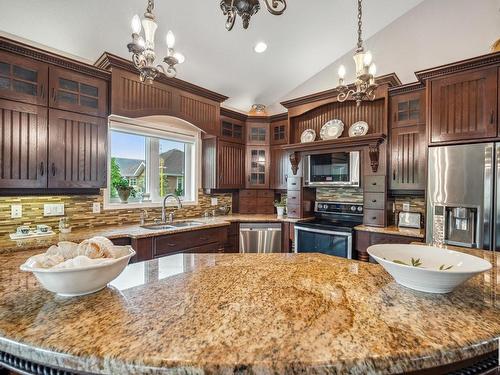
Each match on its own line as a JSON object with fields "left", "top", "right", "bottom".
{"left": 106, "top": 116, "right": 200, "bottom": 209}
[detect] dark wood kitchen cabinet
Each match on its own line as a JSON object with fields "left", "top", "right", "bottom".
{"left": 355, "top": 230, "right": 423, "bottom": 262}
{"left": 246, "top": 121, "right": 269, "bottom": 145}
{"left": 220, "top": 116, "right": 245, "bottom": 144}
{"left": 389, "top": 89, "right": 427, "bottom": 191}
{"left": 246, "top": 146, "right": 270, "bottom": 189}
{"left": 270, "top": 146, "right": 290, "bottom": 190}
{"left": 49, "top": 66, "right": 108, "bottom": 118}
{"left": 271, "top": 118, "right": 288, "bottom": 145}
{"left": 429, "top": 67, "right": 498, "bottom": 143}
{"left": 0, "top": 99, "right": 47, "bottom": 188}
{"left": 202, "top": 137, "right": 245, "bottom": 190}
{"left": 47, "top": 109, "right": 107, "bottom": 189}
{"left": 0, "top": 51, "right": 48, "bottom": 106}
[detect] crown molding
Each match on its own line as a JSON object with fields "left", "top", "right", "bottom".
{"left": 415, "top": 51, "right": 500, "bottom": 81}
{"left": 95, "top": 52, "right": 229, "bottom": 103}
{"left": 388, "top": 81, "right": 425, "bottom": 96}
{"left": 220, "top": 107, "right": 248, "bottom": 122}
{"left": 0, "top": 36, "right": 110, "bottom": 80}
{"left": 280, "top": 73, "right": 401, "bottom": 109}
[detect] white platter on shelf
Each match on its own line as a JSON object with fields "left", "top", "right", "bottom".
{"left": 349, "top": 121, "right": 369, "bottom": 137}
{"left": 300, "top": 129, "right": 316, "bottom": 143}
{"left": 320, "top": 119, "right": 344, "bottom": 140}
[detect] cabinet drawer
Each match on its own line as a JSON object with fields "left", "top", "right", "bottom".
{"left": 287, "top": 204, "right": 301, "bottom": 218}
{"left": 111, "top": 237, "right": 131, "bottom": 246}
{"left": 185, "top": 242, "right": 223, "bottom": 254}
{"left": 259, "top": 205, "right": 276, "bottom": 214}
{"left": 287, "top": 177, "right": 302, "bottom": 191}
{"left": 239, "top": 189, "right": 258, "bottom": 198}
{"left": 287, "top": 190, "right": 301, "bottom": 205}
{"left": 364, "top": 176, "right": 386, "bottom": 192}
{"left": 370, "top": 233, "right": 421, "bottom": 245}
{"left": 364, "top": 193, "right": 385, "bottom": 210}
{"left": 364, "top": 209, "right": 385, "bottom": 227}
{"left": 257, "top": 190, "right": 274, "bottom": 198}
{"left": 154, "top": 227, "right": 227, "bottom": 257}
{"left": 239, "top": 202, "right": 258, "bottom": 213}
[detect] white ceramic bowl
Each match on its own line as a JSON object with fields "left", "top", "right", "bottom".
{"left": 20, "top": 246, "right": 136, "bottom": 297}
{"left": 367, "top": 244, "right": 492, "bottom": 293}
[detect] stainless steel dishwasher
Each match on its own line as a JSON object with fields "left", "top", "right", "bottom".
{"left": 239, "top": 223, "right": 282, "bottom": 253}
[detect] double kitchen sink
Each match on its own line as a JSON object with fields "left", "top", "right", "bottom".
{"left": 140, "top": 221, "right": 205, "bottom": 231}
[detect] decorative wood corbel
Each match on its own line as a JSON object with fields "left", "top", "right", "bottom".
{"left": 368, "top": 142, "right": 382, "bottom": 173}
{"left": 289, "top": 152, "right": 300, "bottom": 176}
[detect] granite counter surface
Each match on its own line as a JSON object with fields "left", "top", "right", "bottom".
{"left": 355, "top": 225, "right": 425, "bottom": 239}
{"left": 0, "top": 249, "right": 498, "bottom": 374}
{"left": 0, "top": 214, "right": 305, "bottom": 254}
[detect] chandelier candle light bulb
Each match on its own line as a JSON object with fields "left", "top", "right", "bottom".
{"left": 131, "top": 15, "right": 142, "bottom": 34}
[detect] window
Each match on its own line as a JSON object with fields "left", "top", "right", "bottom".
{"left": 106, "top": 117, "right": 199, "bottom": 208}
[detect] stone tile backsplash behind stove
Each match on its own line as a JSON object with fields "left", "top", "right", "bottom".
{"left": 0, "top": 190, "right": 232, "bottom": 235}
{"left": 316, "top": 188, "right": 364, "bottom": 203}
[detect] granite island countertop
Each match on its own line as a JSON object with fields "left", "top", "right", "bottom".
{"left": 0, "top": 214, "right": 307, "bottom": 254}
{"left": 0, "top": 249, "right": 498, "bottom": 374}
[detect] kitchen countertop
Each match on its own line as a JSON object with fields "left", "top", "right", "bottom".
{"left": 0, "top": 214, "right": 306, "bottom": 254}
{"left": 0, "top": 249, "right": 498, "bottom": 374}
{"left": 355, "top": 225, "right": 425, "bottom": 239}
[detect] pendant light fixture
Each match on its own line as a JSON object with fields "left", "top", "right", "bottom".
{"left": 220, "top": 0, "right": 287, "bottom": 31}
{"left": 336, "top": 0, "right": 378, "bottom": 106}
{"left": 127, "top": 0, "right": 185, "bottom": 83}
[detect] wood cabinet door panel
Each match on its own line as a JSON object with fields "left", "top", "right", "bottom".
{"left": 0, "top": 51, "right": 48, "bottom": 106}
{"left": 48, "top": 109, "right": 107, "bottom": 189}
{"left": 246, "top": 122, "right": 269, "bottom": 145}
{"left": 271, "top": 120, "right": 288, "bottom": 145}
{"left": 217, "top": 140, "right": 245, "bottom": 189}
{"left": 270, "top": 147, "right": 290, "bottom": 190}
{"left": 0, "top": 99, "right": 47, "bottom": 188}
{"left": 390, "top": 90, "right": 425, "bottom": 128}
{"left": 390, "top": 124, "right": 426, "bottom": 190}
{"left": 49, "top": 66, "right": 108, "bottom": 117}
{"left": 430, "top": 68, "right": 497, "bottom": 143}
{"left": 246, "top": 146, "right": 270, "bottom": 189}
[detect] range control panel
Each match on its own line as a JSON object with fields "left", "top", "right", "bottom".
{"left": 315, "top": 202, "right": 364, "bottom": 215}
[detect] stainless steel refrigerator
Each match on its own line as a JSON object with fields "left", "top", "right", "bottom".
{"left": 426, "top": 143, "right": 499, "bottom": 251}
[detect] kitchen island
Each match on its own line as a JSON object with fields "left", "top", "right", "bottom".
{"left": 0, "top": 249, "right": 498, "bottom": 374}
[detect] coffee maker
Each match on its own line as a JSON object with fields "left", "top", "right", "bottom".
{"left": 431, "top": 205, "right": 478, "bottom": 248}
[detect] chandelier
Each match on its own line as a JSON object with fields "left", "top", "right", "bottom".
{"left": 220, "top": 0, "right": 287, "bottom": 31}
{"left": 127, "top": 0, "right": 185, "bottom": 83}
{"left": 336, "top": 0, "right": 377, "bottom": 106}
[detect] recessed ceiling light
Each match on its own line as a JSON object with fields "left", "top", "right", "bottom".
{"left": 254, "top": 42, "right": 268, "bottom": 54}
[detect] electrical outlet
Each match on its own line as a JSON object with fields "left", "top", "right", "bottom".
{"left": 43, "top": 203, "right": 65, "bottom": 217}
{"left": 92, "top": 203, "right": 101, "bottom": 214}
{"left": 211, "top": 197, "right": 218, "bottom": 206}
{"left": 11, "top": 204, "right": 22, "bottom": 219}
{"left": 403, "top": 202, "right": 411, "bottom": 212}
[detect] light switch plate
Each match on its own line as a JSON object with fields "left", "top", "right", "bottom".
{"left": 43, "top": 203, "right": 65, "bottom": 217}
{"left": 403, "top": 202, "right": 411, "bottom": 212}
{"left": 211, "top": 197, "right": 218, "bottom": 206}
{"left": 11, "top": 204, "right": 22, "bottom": 219}
{"left": 92, "top": 202, "right": 101, "bottom": 214}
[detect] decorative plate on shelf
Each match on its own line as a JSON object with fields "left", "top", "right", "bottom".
{"left": 349, "top": 121, "right": 369, "bottom": 137}
{"left": 300, "top": 129, "right": 316, "bottom": 143}
{"left": 320, "top": 119, "right": 344, "bottom": 140}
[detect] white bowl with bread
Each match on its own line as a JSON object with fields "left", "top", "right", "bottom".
{"left": 20, "top": 237, "right": 136, "bottom": 297}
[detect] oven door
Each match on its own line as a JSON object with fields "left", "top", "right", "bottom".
{"left": 294, "top": 226, "right": 352, "bottom": 259}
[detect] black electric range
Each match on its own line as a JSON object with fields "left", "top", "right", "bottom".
{"left": 294, "top": 202, "right": 364, "bottom": 258}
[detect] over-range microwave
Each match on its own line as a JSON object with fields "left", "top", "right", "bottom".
{"left": 303, "top": 151, "right": 360, "bottom": 187}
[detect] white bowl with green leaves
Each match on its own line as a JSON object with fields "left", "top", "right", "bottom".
{"left": 367, "top": 244, "right": 492, "bottom": 293}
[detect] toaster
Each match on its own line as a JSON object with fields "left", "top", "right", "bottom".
{"left": 398, "top": 212, "right": 422, "bottom": 229}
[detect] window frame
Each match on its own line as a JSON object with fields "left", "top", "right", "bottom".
{"left": 104, "top": 115, "right": 201, "bottom": 210}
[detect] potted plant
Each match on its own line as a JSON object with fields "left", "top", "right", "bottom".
{"left": 113, "top": 178, "right": 136, "bottom": 204}
{"left": 274, "top": 198, "right": 286, "bottom": 218}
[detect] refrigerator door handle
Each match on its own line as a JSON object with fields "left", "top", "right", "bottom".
{"left": 483, "top": 144, "right": 494, "bottom": 250}
{"left": 495, "top": 144, "right": 500, "bottom": 252}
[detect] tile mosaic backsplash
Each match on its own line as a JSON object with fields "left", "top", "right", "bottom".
{"left": 0, "top": 190, "right": 232, "bottom": 235}
{"left": 316, "top": 187, "right": 364, "bottom": 203}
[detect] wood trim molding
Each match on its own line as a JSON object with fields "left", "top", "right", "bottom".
{"left": 389, "top": 81, "right": 425, "bottom": 96}
{"left": 415, "top": 51, "right": 500, "bottom": 81}
{"left": 269, "top": 112, "right": 288, "bottom": 122}
{"left": 220, "top": 107, "right": 248, "bottom": 122}
{"left": 0, "top": 36, "right": 111, "bottom": 81}
{"left": 95, "top": 52, "right": 228, "bottom": 103}
{"left": 280, "top": 73, "right": 401, "bottom": 109}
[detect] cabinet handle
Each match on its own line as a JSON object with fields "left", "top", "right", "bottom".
{"left": 51, "top": 163, "right": 56, "bottom": 176}
{"left": 51, "top": 88, "right": 56, "bottom": 101}
{"left": 285, "top": 174, "right": 288, "bottom": 182}
{"left": 393, "top": 112, "right": 397, "bottom": 122}
{"left": 39, "top": 85, "right": 45, "bottom": 99}
{"left": 248, "top": 175, "right": 250, "bottom": 182}
{"left": 372, "top": 182, "right": 377, "bottom": 186}
{"left": 200, "top": 237, "right": 209, "bottom": 241}
{"left": 167, "top": 243, "right": 176, "bottom": 247}
{"left": 39, "top": 162, "right": 44, "bottom": 176}
{"left": 371, "top": 199, "right": 377, "bottom": 203}
{"left": 490, "top": 110, "right": 495, "bottom": 125}
{"left": 393, "top": 170, "right": 396, "bottom": 181}
{"left": 372, "top": 217, "right": 377, "bottom": 220}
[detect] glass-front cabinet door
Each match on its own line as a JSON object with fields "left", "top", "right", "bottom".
{"left": 246, "top": 146, "right": 270, "bottom": 189}
{"left": 49, "top": 66, "right": 108, "bottom": 117}
{"left": 0, "top": 51, "right": 48, "bottom": 106}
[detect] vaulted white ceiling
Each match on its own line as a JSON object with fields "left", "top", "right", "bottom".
{"left": 0, "top": 0, "right": 424, "bottom": 112}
